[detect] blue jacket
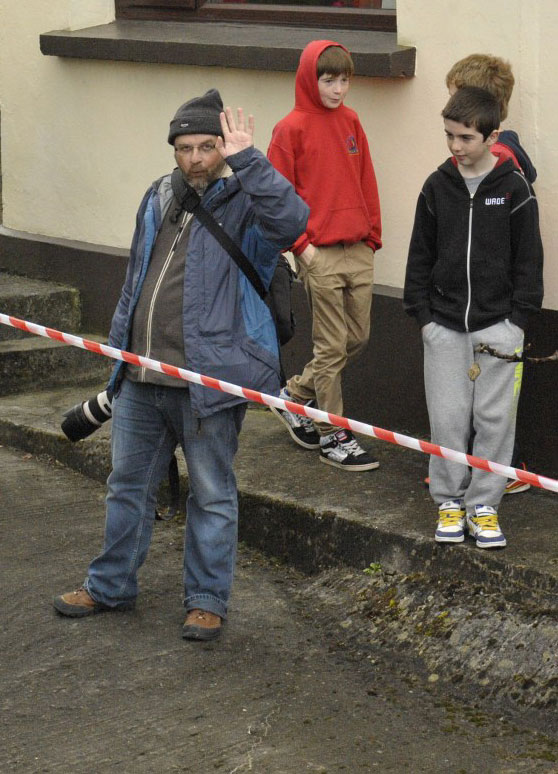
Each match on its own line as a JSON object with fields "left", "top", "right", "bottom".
{"left": 108, "top": 146, "right": 309, "bottom": 416}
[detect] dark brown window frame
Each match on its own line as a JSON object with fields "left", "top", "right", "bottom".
{"left": 42, "top": 0, "right": 414, "bottom": 78}
{"left": 114, "top": 0, "right": 397, "bottom": 32}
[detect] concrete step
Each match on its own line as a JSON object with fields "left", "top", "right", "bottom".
{"left": 0, "top": 380, "right": 555, "bottom": 605}
{"left": 0, "top": 334, "right": 112, "bottom": 395}
{"left": 0, "top": 272, "right": 81, "bottom": 341}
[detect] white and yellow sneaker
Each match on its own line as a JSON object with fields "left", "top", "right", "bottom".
{"left": 435, "top": 500, "right": 466, "bottom": 543}
{"left": 466, "top": 505, "right": 507, "bottom": 549}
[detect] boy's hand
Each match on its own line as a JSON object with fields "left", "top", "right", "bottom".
{"left": 216, "top": 107, "right": 254, "bottom": 159}
{"left": 300, "top": 244, "right": 317, "bottom": 266}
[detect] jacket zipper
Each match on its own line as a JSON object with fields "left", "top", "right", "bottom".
{"left": 140, "top": 210, "right": 191, "bottom": 381}
{"left": 464, "top": 195, "right": 474, "bottom": 332}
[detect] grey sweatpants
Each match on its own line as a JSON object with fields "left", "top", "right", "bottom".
{"left": 422, "top": 320, "right": 524, "bottom": 512}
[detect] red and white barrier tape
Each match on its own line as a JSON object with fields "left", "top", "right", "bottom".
{"left": 2, "top": 312, "right": 557, "bottom": 494}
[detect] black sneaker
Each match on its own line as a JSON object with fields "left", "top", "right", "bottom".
{"left": 319, "top": 429, "right": 379, "bottom": 471}
{"left": 270, "top": 388, "right": 320, "bottom": 449}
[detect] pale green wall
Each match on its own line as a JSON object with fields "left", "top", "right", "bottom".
{"left": 1, "top": 0, "right": 556, "bottom": 308}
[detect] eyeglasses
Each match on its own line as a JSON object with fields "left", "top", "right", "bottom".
{"left": 174, "top": 143, "right": 217, "bottom": 156}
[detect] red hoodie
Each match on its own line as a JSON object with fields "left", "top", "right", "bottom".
{"left": 267, "top": 40, "right": 382, "bottom": 256}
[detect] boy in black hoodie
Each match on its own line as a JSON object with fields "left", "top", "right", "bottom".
{"left": 445, "top": 54, "right": 537, "bottom": 494}
{"left": 404, "top": 87, "right": 543, "bottom": 549}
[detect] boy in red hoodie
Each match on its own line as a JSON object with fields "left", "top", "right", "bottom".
{"left": 268, "top": 40, "right": 382, "bottom": 472}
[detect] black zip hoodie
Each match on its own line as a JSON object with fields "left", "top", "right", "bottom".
{"left": 404, "top": 156, "right": 543, "bottom": 332}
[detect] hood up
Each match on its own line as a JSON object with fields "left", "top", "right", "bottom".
{"left": 294, "top": 40, "right": 350, "bottom": 113}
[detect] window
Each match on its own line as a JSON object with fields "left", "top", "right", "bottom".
{"left": 42, "top": 0, "right": 413, "bottom": 78}
{"left": 114, "top": 0, "right": 397, "bottom": 32}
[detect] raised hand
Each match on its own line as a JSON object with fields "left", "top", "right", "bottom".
{"left": 216, "top": 106, "right": 254, "bottom": 159}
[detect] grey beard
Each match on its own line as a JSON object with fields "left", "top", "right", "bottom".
{"left": 189, "top": 180, "right": 209, "bottom": 196}
{"left": 184, "top": 158, "right": 226, "bottom": 197}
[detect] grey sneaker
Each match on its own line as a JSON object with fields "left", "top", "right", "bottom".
{"left": 270, "top": 388, "right": 320, "bottom": 449}
{"left": 319, "top": 429, "right": 379, "bottom": 471}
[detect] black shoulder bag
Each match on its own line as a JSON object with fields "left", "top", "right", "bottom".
{"left": 170, "top": 169, "right": 296, "bottom": 347}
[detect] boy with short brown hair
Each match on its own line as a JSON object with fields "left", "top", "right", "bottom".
{"left": 446, "top": 54, "right": 515, "bottom": 119}
{"left": 446, "top": 53, "right": 537, "bottom": 183}
{"left": 267, "top": 40, "right": 382, "bottom": 472}
{"left": 404, "top": 87, "right": 543, "bottom": 549}
{"left": 445, "top": 54, "right": 537, "bottom": 496}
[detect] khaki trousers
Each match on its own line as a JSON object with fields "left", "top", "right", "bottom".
{"left": 288, "top": 242, "right": 375, "bottom": 435}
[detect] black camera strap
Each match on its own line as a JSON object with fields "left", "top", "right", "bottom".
{"left": 170, "top": 168, "right": 267, "bottom": 300}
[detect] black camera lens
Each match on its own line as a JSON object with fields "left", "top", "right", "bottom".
{"left": 61, "top": 390, "right": 113, "bottom": 442}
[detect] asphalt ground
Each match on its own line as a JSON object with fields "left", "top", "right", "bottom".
{"left": 2, "top": 444, "right": 558, "bottom": 773}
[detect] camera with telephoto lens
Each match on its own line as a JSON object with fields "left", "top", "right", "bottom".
{"left": 61, "top": 389, "right": 113, "bottom": 442}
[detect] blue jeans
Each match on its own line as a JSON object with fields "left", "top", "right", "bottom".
{"left": 85, "top": 379, "right": 246, "bottom": 619}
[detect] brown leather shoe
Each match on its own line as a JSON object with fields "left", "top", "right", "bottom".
{"left": 182, "top": 608, "right": 222, "bottom": 641}
{"left": 53, "top": 587, "right": 109, "bottom": 618}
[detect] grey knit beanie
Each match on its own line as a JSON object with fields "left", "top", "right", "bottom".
{"left": 168, "top": 89, "right": 224, "bottom": 145}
